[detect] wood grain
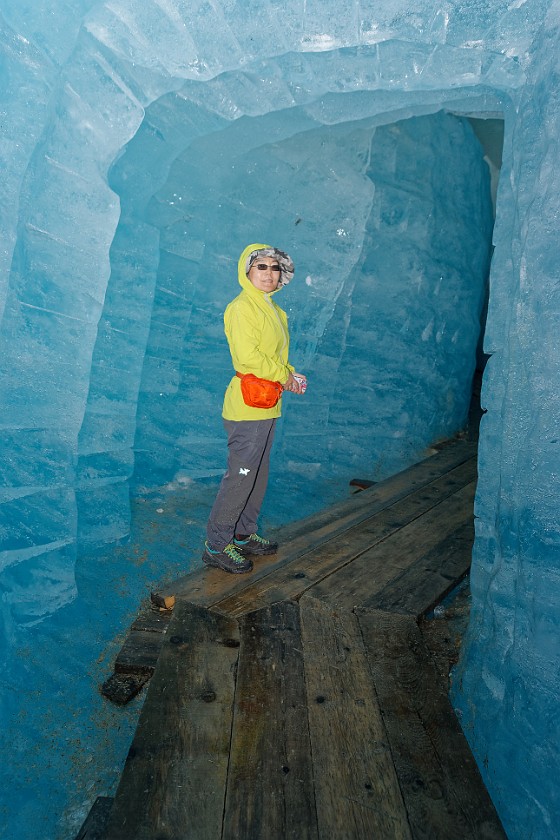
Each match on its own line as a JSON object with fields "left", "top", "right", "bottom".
{"left": 300, "top": 596, "right": 411, "bottom": 839}
{"left": 131, "top": 609, "right": 173, "bottom": 633}
{"left": 158, "top": 440, "right": 477, "bottom": 607}
{"left": 213, "top": 460, "right": 476, "bottom": 618}
{"left": 366, "top": 520, "right": 474, "bottom": 616}
{"left": 114, "top": 629, "right": 166, "bottom": 676}
{"left": 223, "top": 601, "right": 318, "bottom": 840}
{"left": 307, "top": 481, "right": 476, "bottom": 611}
{"left": 358, "top": 609, "right": 506, "bottom": 840}
{"left": 100, "top": 672, "right": 150, "bottom": 705}
{"left": 105, "top": 602, "right": 240, "bottom": 840}
{"left": 101, "top": 437, "right": 505, "bottom": 840}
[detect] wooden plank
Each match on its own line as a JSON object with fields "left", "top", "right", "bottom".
{"left": 307, "top": 481, "right": 476, "bottom": 612}
{"left": 131, "top": 608, "right": 173, "bottom": 633}
{"left": 216, "top": 467, "right": 476, "bottom": 618}
{"left": 100, "top": 672, "right": 151, "bottom": 705}
{"left": 419, "top": 580, "right": 472, "bottom": 687}
{"left": 102, "top": 608, "right": 172, "bottom": 704}
{"left": 223, "top": 601, "right": 318, "bottom": 840}
{"left": 299, "top": 596, "right": 411, "bottom": 839}
{"left": 278, "top": 438, "right": 476, "bottom": 546}
{"left": 105, "top": 602, "right": 240, "bottom": 840}
{"left": 156, "top": 441, "right": 477, "bottom": 608}
{"left": 366, "top": 520, "right": 474, "bottom": 617}
{"left": 419, "top": 619, "right": 460, "bottom": 690}
{"left": 357, "top": 609, "right": 507, "bottom": 840}
{"left": 74, "top": 796, "right": 114, "bottom": 840}
{"left": 114, "top": 629, "right": 165, "bottom": 676}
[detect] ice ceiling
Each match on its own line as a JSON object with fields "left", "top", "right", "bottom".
{"left": 1, "top": 1, "right": 559, "bottom": 838}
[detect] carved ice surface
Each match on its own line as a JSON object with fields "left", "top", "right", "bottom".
{"left": 128, "top": 107, "right": 492, "bottom": 502}
{"left": 0, "top": 1, "right": 559, "bottom": 838}
{"left": 451, "top": 14, "right": 560, "bottom": 837}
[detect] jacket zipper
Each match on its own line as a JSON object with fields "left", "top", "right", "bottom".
{"left": 264, "top": 294, "right": 288, "bottom": 358}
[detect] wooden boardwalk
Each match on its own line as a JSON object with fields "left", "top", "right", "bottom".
{"left": 101, "top": 438, "right": 506, "bottom": 840}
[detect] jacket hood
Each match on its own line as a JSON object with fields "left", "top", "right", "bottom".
{"left": 237, "top": 243, "right": 294, "bottom": 295}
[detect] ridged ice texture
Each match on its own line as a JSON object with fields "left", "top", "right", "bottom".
{"left": 452, "top": 13, "right": 560, "bottom": 838}
{"left": 123, "top": 108, "right": 491, "bottom": 503}
{"left": 0, "top": 1, "right": 557, "bottom": 838}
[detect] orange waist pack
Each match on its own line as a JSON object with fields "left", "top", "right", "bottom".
{"left": 236, "top": 372, "right": 283, "bottom": 408}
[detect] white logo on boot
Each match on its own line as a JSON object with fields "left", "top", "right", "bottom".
{"left": 239, "top": 467, "right": 251, "bottom": 475}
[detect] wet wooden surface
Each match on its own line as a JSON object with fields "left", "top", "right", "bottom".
{"left": 101, "top": 607, "right": 173, "bottom": 704}
{"left": 359, "top": 609, "right": 506, "bottom": 839}
{"left": 103, "top": 438, "right": 506, "bottom": 840}
{"left": 300, "top": 597, "right": 411, "bottom": 839}
{"left": 163, "top": 439, "right": 478, "bottom": 608}
{"left": 105, "top": 604, "right": 240, "bottom": 840}
{"left": 224, "top": 602, "right": 317, "bottom": 840}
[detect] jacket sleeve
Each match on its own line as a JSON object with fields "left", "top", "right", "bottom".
{"left": 225, "top": 299, "right": 292, "bottom": 383}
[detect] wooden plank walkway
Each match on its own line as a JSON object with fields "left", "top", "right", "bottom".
{"left": 101, "top": 437, "right": 506, "bottom": 840}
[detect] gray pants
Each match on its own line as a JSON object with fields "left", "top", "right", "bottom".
{"left": 206, "top": 418, "right": 276, "bottom": 551}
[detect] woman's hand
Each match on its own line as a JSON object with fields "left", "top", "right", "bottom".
{"left": 283, "top": 372, "right": 307, "bottom": 394}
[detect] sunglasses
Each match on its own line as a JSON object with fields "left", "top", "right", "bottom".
{"left": 252, "top": 263, "right": 281, "bottom": 272}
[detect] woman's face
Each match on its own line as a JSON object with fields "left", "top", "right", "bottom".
{"left": 247, "top": 256, "right": 282, "bottom": 292}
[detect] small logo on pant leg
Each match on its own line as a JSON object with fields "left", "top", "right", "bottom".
{"left": 239, "top": 467, "right": 251, "bottom": 475}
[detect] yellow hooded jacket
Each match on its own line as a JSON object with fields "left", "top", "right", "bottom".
{"left": 222, "top": 243, "right": 295, "bottom": 421}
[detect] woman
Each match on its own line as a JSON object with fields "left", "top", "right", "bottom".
{"left": 203, "top": 243, "right": 306, "bottom": 574}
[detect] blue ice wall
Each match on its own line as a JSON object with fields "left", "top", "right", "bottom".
{"left": 452, "top": 12, "right": 560, "bottom": 835}
{"left": 117, "top": 109, "right": 491, "bottom": 504}
{"left": 0, "top": 1, "right": 558, "bottom": 838}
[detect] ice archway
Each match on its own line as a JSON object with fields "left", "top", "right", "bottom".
{"left": 1, "top": 2, "right": 560, "bottom": 838}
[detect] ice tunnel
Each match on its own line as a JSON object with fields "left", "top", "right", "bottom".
{"left": 1, "top": 1, "right": 560, "bottom": 838}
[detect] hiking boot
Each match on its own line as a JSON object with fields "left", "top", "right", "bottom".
{"left": 233, "top": 533, "right": 278, "bottom": 556}
{"left": 202, "top": 541, "right": 253, "bottom": 574}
